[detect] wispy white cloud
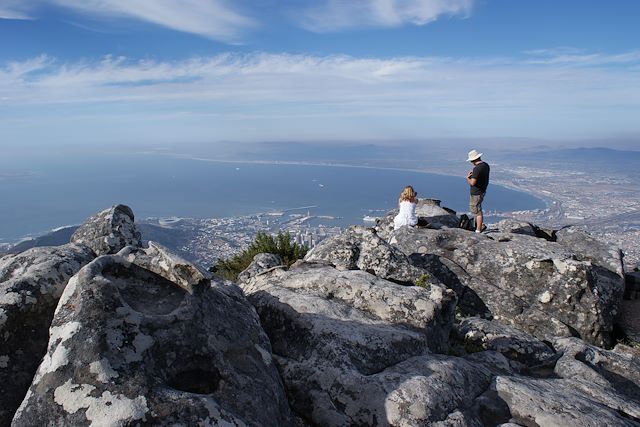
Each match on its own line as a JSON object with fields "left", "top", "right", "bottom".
{"left": 1, "top": 50, "right": 639, "bottom": 141}
{"left": 0, "top": 0, "right": 256, "bottom": 42}
{"left": 54, "top": 0, "right": 256, "bottom": 42}
{"left": 0, "top": 0, "right": 472, "bottom": 39}
{"left": 524, "top": 48, "right": 640, "bottom": 67}
{"left": 0, "top": 0, "right": 35, "bottom": 20}
{"left": 298, "top": 0, "right": 473, "bottom": 32}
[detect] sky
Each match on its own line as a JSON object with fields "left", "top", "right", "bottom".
{"left": 1, "top": 0, "right": 640, "bottom": 149}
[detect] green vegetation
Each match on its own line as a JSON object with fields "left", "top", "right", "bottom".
{"left": 211, "top": 231, "right": 308, "bottom": 281}
{"left": 415, "top": 274, "right": 430, "bottom": 288}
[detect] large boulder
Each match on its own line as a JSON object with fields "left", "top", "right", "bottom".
{"left": 238, "top": 260, "right": 495, "bottom": 425}
{"left": 391, "top": 226, "right": 625, "bottom": 347}
{"left": 119, "top": 242, "right": 209, "bottom": 293}
{"left": 12, "top": 254, "right": 292, "bottom": 426}
{"left": 71, "top": 204, "right": 142, "bottom": 256}
{"left": 237, "top": 253, "right": 283, "bottom": 284}
{"left": 454, "top": 317, "right": 557, "bottom": 369}
{"left": 304, "top": 226, "right": 438, "bottom": 286}
{"left": 553, "top": 337, "right": 640, "bottom": 416}
{"left": 555, "top": 227, "right": 625, "bottom": 278}
{"left": 484, "top": 375, "right": 639, "bottom": 426}
{"left": 471, "top": 337, "right": 640, "bottom": 425}
{"left": 491, "top": 219, "right": 537, "bottom": 237}
{"left": 0, "top": 244, "right": 94, "bottom": 426}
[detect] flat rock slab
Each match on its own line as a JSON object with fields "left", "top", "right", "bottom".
{"left": 13, "top": 255, "right": 292, "bottom": 426}
{"left": 0, "top": 244, "right": 94, "bottom": 426}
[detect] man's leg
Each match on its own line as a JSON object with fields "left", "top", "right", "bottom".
{"left": 475, "top": 212, "right": 484, "bottom": 233}
{"left": 474, "top": 193, "right": 485, "bottom": 233}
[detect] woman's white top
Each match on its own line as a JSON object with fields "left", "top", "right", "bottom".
{"left": 393, "top": 201, "right": 418, "bottom": 230}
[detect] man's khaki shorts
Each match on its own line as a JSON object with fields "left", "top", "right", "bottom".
{"left": 469, "top": 193, "right": 485, "bottom": 215}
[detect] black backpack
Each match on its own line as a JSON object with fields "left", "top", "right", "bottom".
{"left": 458, "top": 214, "right": 475, "bottom": 231}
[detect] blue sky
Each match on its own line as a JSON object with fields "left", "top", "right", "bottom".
{"left": 1, "top": 0, "right": 640, "bottom": 148}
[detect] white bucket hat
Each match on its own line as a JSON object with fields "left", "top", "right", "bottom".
{"left": 466, "top": 149, "right": 483, "bottom": 162}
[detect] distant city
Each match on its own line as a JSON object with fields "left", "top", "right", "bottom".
{"left": 137, "top": 211, "right": 343, "bottom": 269}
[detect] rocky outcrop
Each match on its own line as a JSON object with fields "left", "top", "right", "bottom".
{"left": 491, "top": 219, "right": 537, "bottom": 237}
{"left": 555, "top": 226, "right": 625, "bottom": 278}
{"left": 71, "top": 204, "right": 142, "bottom": 256}
{"left": 469, "top": 338, "right": 640, "bottom": 425}
{"left": 13, "top": 254, "right": 292, "bottom": 426}
{"left": 553, "top": 337, "right": 640, "bottom": 412}
{"left": 391, "top": 226, "right": 625, "bottom": 347}
{"left": 454, "top": 317, "right": 556, "bottom": 369}
{"left": 304, "top": 226, "right": 437, "bottom": 286}
{"left": 2, "top": 202, "right": 636, "bottom": 427}
{"left": 485, "top": 375, "right": 638, "bottom": 426}
{"left": 120, "top": 241, "right": 208, "bottom": 293}
{"left": 0, "top": 244, "right": 94, "bottom": 426}
{"left": 237, "top": 253, "right": 284, "bottom": 284}
{"left": 239, "top": 261, "right": 466, "bottom": 425}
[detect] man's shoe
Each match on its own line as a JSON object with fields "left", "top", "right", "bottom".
{"left": 475, "top": 225, "right": 487, "bottom": 233}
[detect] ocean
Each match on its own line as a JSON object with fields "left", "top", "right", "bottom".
{"left": 0, "top": 152, "right": 545, "bottom": 243}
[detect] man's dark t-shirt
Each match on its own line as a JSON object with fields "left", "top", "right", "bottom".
{"left": 470, "top": 162, "right": 490, "bottom": 195}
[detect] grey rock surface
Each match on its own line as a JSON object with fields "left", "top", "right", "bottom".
{"left": 391, "top": 226, "right": 625, "bottom": 347}
{"left": 304, "top": 226, "right": 436, "bottom": 285}
{"left": 553, "top": 337, "right": 640, "bottom": 417}
{"left": 555, "top": 226, "right": 625, "bottom": 278}
{"left": 238, "top": 261, "right": 492, "bottom": 426}
{"left": 0, "top": 244, "right": 94, "bottom": 426}
{"left": 237, "top": 252, "right": 283, "bottom": 284}
{"left": 455, "top": 318, "right": 556, "bottom": 368}
{"left": 490, "top": 375, "right": 639, "bottom": 426}
{"left": 13, "top": 255, "right": 292, "bottom": 426}
{"left": 71, "top": 204, "right": 142, "bottom": 256}
{"left": 491, "top": 219, "right": 537, "bottom": 237}
{"left": 3, "top": 203, "right": 638, "bottom": 427}
{"left": 120, "top": 241, "right": 208, "bottom": 293}
{"left": 472, "top": 337, "right": 640, "bottom": 426}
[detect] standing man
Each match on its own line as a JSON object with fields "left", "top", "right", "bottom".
{"left": 465, "top": 149, "right": 490, "bottom": 233}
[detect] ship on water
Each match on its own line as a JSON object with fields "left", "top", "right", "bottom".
{"left": 363, "top": 215, "right": 378, "bottom": 222}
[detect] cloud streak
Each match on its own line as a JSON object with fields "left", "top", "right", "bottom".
{"left": 0, "top": 0, "right": 256, "bottom": 42}
{"left": 1, "top": 49, "right": 639, "bottom": 141}
{"left": 298, "top": 0, "right": 473, "bottom": 32}
{"left": 0, "top": 0, "right": 35, "bottom": 20}
{"left": 1, "top": 0, "right": 472, "bottom": 39}
{"left": 56, "top": 0, "right": 257, "bottom": 42}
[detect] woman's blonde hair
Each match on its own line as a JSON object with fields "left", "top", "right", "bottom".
{"left": 399, "top": 185, "right": 417, "bottom": 203}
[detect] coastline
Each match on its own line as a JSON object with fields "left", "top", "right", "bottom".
{"left": 1, "top": 154, "right": 546, "bottom": 246}
{"left": 147, "top": 151, "right": 549, "bottom": 209}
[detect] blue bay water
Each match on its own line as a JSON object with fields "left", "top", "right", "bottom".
{"left": 0, "top": 153, "right": 545, "bottom": 243}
